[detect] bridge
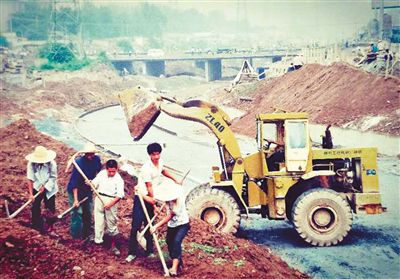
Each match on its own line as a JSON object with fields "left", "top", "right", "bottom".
{"left": 110, "top": 50, "right": 299, "bottom": 81}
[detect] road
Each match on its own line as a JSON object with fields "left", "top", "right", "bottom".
{"left": 76, "top": 105, "right": 400, "bottom": 279}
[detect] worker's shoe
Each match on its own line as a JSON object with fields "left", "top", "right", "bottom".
{"left": 111, "top": 247, "right": 121, "bottom": 256}
{"left": 147, "top": 253, "right": 156, "bottom": 258}
{"left": 48, "top": 231, "right": 59, "bottom": 237}
{"left": 125, "top": 254, "right": 136, "bottom": 263}
{"left": 94, "top": 240, "right": 103, "bottom": 246}
{"left": 168, "top": 268, "right": 177, "bottom": 276}
{"left": 83, "top": 235, "right": 94, "bottom": 244}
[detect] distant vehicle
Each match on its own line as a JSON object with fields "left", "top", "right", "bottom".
{"left": 147, "top": 49, "right": 165, "bottom": 57}
{"left": 185, "top": 48, "right": 202, "bottom": 55}
{"left": 216, "top": 48, "right": 236, "bottom": 54}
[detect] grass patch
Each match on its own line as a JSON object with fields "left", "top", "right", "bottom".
{"left": 158, "top": 239, "right": 166, "bottom": 248}
{"left": 188, "top": 243, "right": 233, "bottom": 254}
{"left": 233, "top": 259, "right": 246, "bottom": 267}
{"left": 38, "top": 57, "right": 92, "bottom": 71}
{"left": 212, "top": 257, "right": 227, "bottom": 266}
{"left": 189, "top": 243, "right": 219, "bottom": 254}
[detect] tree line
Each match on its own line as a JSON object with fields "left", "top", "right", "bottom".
{"left": 10, "top": 1, "right": 242, "bottom": 41}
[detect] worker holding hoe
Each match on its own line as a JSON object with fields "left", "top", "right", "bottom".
{"left": 92, "top": 159, "right": 125, "bottom": 256}
{"left": 67, "top": 143, "right": 102, "bottom": 240}
{"left": 26, "top": 145, "right": 58, "bottom": 234}
{"left": 151, "top": 180, "right": 190, "bottom": 276}
{"left": 126, "top": 142, "right": 181, "bottom": 263}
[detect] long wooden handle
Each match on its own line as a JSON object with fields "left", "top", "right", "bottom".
{"left": 4, "top": 200, "right": 10, "bottom": 218}
{"left": 137, "top": 203, "right": 166, "bottom": 240}
{"left": 71, "top": 159, "right": 106, "bottom": 205}
{"left": 9, "top": 190, "right": 42, "bottom": 219}
{"left": 57, "top": 197, "right": 89, "bottom": 219}
{"left": 180, "top": 169, "right": 191, "bottom": 184}
{"left": 137, "top": 194, "right": 169, "bottom": 277}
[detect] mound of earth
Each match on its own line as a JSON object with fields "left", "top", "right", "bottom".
{"left": 0, "top": 120, "right": 308, "bottom": 278}
{"left": 218, "top": 63, "right": 399, "bottom": 136}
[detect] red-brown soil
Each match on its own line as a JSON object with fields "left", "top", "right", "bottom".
{"left": 129, "top": 103, "right": 161, "bottom": 140}
{"left": 0, "top": 78, "right": 116, "bottom": 125}
{"left": 220, "top": 63, "right": 400, "bottom": 136}
{"left": 0, "top": 120, "right": 308, "bottom": 279}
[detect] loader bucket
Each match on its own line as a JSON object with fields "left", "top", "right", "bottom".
{"left": 117, "top": 86, "right": 161, "bottom": 141}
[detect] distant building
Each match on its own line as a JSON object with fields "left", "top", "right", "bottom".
{"left": 0, "top": 1, "right": 23, "bottom": 33}
{"left": 371, "top": 0, "right": 400, "bottom": 41}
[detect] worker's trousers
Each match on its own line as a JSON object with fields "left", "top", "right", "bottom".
{"left": 68, "top": 192, "right": 93, "bottom": 239}
{"left": 167, "top": 223, "right": 190, "bottom": 261}
{"left": 94, "top": 195, "right": 119, "bottom": 244}
{"left": 128, "top": 195, "right": 154, "bottom": 255}
{"left": 31, "top": 189, "right": 55, "bottom": 233}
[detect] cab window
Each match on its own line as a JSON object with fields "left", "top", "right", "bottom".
{"left": 262, "top": 123, "right": 277, "bottom": 148}
{"left": 287, "top": 122, "right": 306, "bottom": 148}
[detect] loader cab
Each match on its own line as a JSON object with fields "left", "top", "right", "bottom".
{"left": 257, "top": 112, "right": 310, "bottom": 173}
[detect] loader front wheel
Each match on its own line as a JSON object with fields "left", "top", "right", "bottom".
{"left": 292, "top": 188, "right": 352, "bottom": 246}
{"left": 186, "top": 186, "right": 241, "bottom": 234}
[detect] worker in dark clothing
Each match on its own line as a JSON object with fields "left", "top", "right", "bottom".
{"left": 67, "top": 143, "right": 102, "bottom": 240}
{"left": 267, "top": 145, "right": 285, "bottom": 171}
{"left": 322, "top": 125, "right": 333, "bottom": 149}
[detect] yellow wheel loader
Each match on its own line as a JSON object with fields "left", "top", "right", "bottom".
{"left": 118, "top": 86, "right": 385, "bottom": 247}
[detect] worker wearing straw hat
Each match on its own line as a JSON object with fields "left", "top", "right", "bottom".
{"left": 67, "top": 142, "right": 102, "bottom": 240}
{"left": 151, "top": 179, "right": 190, "bottom": 276}
{"left": 25, "top": 145, "right": 58, "bottom": 233}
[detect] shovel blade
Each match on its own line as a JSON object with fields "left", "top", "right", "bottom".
{"left": 117, "top": 86, "right": 161, "bottom": 141}
{"left": 138, "top": 235, "right": 147, "bottom": 249}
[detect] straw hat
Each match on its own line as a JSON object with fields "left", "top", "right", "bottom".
{"left": 80, "top": 142, "right": 98, "bottom": 154}
{"left": 153, "top": 179, "right": 183, "bottom": 202}
{"left": 120, "top": 163, "right": 138, "bottom": 176}
{"left": 25, "top": 146, "right": 56, "bottom": 163}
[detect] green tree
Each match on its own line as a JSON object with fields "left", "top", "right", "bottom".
{"left": 132, "top": 3, "right": 166, "bottom": 39}
{"left": 81, "top": 4, "right": 120, "bottom": 39}
{"left": 0, "top": 35, "right": 9, "bottom": 48}
{"left": 11, "top": 2, "right": 51, "bottom": 40}
{"left": 117, "top": 40, "right": 133, "bottom": 52}
{"left": 39, "top": 43, "right": 75, "bottom": 63}
{"left": 55, "top": 7, "right": 79, "bottom": 35}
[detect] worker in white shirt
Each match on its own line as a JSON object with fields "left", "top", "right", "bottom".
{"left": 92, "top": 159, "right": 125, "bottom": 256}
{"left": 126, "top": 142, "right": 181, "bottom": 263}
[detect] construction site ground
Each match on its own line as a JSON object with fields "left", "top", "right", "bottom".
{"left": 75, "top": 102, "right": 399, "bottom": 279}
{"left": 1, "top": 61, "right": 399, "bottom": 279}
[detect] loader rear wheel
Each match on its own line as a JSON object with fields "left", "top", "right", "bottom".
{"left": 186, "top": 186, "right": 241, "bottom": 234}
{"left": 292, "top": 188, "right": 352, "bottom": 246}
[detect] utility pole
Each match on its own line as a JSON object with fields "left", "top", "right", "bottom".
{"left": 49, "top": 0, "right": 83, "bottom": 58}
{"left": 74, "top": 0, "right": 84, "bottom": 57}
{"left": 236, "top": 0, "right": 249, "bottom": 34}
{"left": 379, "top": 0, "right": 384, "bottom": 39}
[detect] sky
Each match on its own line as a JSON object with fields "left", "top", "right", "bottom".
{"left": 94, "top": 0, "right": 378, "bottom": 41}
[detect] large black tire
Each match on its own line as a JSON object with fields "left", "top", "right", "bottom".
{"left": 292, "top": 188, "right": 352, "bottom": 246}
{"left": 185, "top": 184, "right": 208, "bottom": 205}
{"left": 186, "top": 185, "right": 241, "bottom": 234}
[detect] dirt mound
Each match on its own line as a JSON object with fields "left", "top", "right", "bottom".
{"left": 0, "top": 119, "right": 75, "bottom": 203}
{"left": 225, "top": 63, "right": 400, "bottom": 136}
{"left": 0, "top": 77, "right": 118, "bottom": 125}
{"left": 0, "top": 120, "right": 308, "bottom": 278}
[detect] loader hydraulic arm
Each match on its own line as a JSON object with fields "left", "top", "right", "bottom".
{"left": 118, "top": 87, "right": 245, "bottom": 189}
{"left": 159, "top": 98, "right": 245, "bottom": 190}
{"left": 159, "top": 99, "right": 242, "bottom": 161}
